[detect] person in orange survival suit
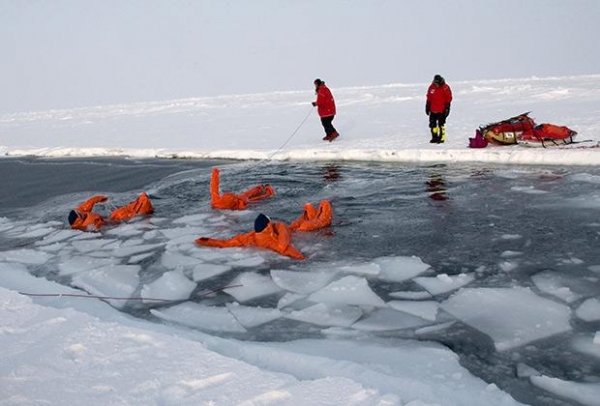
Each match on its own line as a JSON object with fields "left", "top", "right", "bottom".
{"left": 289, "top": 200, "right": 333, "bottom": 232}
{"left": 68, "top": 192, "right": 154, "bottom": 232}
{"left": 195, "top": 213, "right": 305, "bottom": 260}
{"left": 210, "top": 168, "right": 275, "bottom": 210}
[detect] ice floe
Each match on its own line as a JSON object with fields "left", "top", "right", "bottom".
{"left": 441, "top": 287, "right": 572, "bottom": 351}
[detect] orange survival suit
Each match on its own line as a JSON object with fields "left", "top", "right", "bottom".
{"left": 289, "top": 200, "right": 333, "bottom": 232}
{"left": 211, "top": 168, "right": 275, "bottom": 210}
{"left": 195, "top": 201, "right": 333, "bottom": 260}
{"left": 195, "top": 213, "right": 305, "bottom": 260}
{"left": 68, "top": 192, "right": 154, "bottom": 232}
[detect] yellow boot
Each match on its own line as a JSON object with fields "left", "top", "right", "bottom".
{"left": 439, "top": 125, "right": 446, "bottom": 143}
{"left": 430, "top": 127, "right": 439, "bottom": 143}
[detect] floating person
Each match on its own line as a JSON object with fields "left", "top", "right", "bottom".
{"left": 210, "top": 167, "right": 275, "bottom": 210}
{"left": 196, "top": 200, "right": 334, "bottom": 259}
{"left": 289, "top": 200, "right": 333, "bottom": 232}
{"left": 68, "top": 192, "right": 154, "bottom": 232}
{"left": 312, "top": 78, "right": 339, "bottom": 142}
{"left": 425, "top": 74, "right": 453, "bottom": 144}
{"left": 196, "top": 213, "right": 305, "bottom": 260}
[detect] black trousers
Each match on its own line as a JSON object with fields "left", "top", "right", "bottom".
{"left": 429, "top": 112, "right": 446, "bottom": 128}
{"left": 320, "top": 116, "right": 337, "bottom": 136}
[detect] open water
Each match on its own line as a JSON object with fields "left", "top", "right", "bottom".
{"left": 1, "top": 157, "right": 599, "bottom": 406}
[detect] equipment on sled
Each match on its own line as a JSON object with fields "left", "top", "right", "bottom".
{"left": 519, "top": 124, "right": 578, "bottom": 147}
{"left": 479, "top": 112, "right": 536, "bottom": 145}
{"left": 468, "top": 129, "right": 489, "bottom": 148}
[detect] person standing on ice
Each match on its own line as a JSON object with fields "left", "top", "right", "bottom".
{"left": 425, "top": 74, "right": 453, "bottom": 144}
{"left": 312, "top": 78, "right": 339, "bottom": 142}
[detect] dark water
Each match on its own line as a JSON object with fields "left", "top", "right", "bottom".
{"left": 1, "top": 157, "right": 599, "bottom": 406}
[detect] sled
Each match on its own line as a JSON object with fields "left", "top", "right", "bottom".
{"left": 518, "top": 123, "right": 578, "bottom": 148}
{"left": 479, "top": 112, "right": 536, "bottom": 145}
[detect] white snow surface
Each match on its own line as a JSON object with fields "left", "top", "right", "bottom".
{"left": 1, "top": 75, "right": 600, "bottom": 166}
{"left": 2, "top": 74, "right": 600, "bottom": 405}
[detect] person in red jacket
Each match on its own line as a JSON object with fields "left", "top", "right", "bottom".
{"left": 68, "top": 192, "right": 154, "bottom": 232}
{"left": 210, "top": 167, "right": 275, "bottom": 210}
{"left": 426, "top": 74, "right": 453, "bottom": 144}
{"left": 312, "top": 78, "right": 339, "bottom": 142}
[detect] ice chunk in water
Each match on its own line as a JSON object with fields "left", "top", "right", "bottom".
{"left": 532, "top": 270, "right": 583, "bottom": 303}
{"left": 389, "top": 291, "right": 432, "bottom": 300}
{"left": 172, "top": 213, "right": 211, "bottom": 225}
{"left": 151, "top": 302, "right": 246, "bottom": 333}
{"left": 414, "top": 273, "right": 475, "bottom": 295}
{"left": 161, "top": 251, "right": 201, "bottom": 270}
{"left": 352, "top": 308, "right": 432, "bottom": 332}
{"left": 224, "top": 272, "right": 282, "bottom": 303}
{"left": 277, "top": 292, "right": 306, "bottom": 309}
{"left": 71, "top": 238, "right": 115, "bottom": 253}
{"left": 388, "top": 300, "right": 439, "bottom": 321}
{"left": 71, "top": 264, "right": 141, "bottom": 309}
{"left": 57, "top": 256, "right": 119, "bottom": 276}
{"left": 224, "top": 255, "right": 265, "bottom": 268}
{"left": 226, "top": 303, "right": 282, "bottom": 328}
{"left": 572, "top": 334, "right": 600, "bottom": 360}
{"left": 530, "top": 375, "right": 600, "bottom": 406}
{"left": 374, "top": 256, "right": 431, "bottom": 282}
{"left": 516, "top": 363, "right": 540, "bottom": 378}
{"left": 192, "top": 263, "right": 232, "bottom": 282}
{"left": 441, "top": 287, "right": 572, "bottom": 351}
{"left": 0, "top": 249, "right": 52, "bottom": 265}
{"left": 270, "top": 269, "right": 336, "bottom": 295}
{"left": 141, "top": 271, "right": 196, "bottom": 302}
{"left": 285, "top": 303, "right": 363, "bottom": 327}
{"left": 334, "top": 262, "right": 381, "bottom": 277}
{"left": 112, "top": 242, "right": 164, "bottom": 258}
{"left": 307, "top": 275, "right": 386, "bottom": 307}
{"left": 18, "top": 226, "right": 56, "bottom": 239}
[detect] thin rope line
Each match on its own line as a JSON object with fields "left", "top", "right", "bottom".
{"left": 265, "top": 105, "right": 314, "bottom": 161}
{"left": 19, "top": 284, "right": 242, "bottom": 303}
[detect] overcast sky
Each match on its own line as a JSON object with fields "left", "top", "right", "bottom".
{"left": 1, "top": 0, "right": 598, "bottom": 113}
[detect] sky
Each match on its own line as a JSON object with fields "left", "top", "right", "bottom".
{"left": 1, "top": 0, "right": 600, "bottom": 112}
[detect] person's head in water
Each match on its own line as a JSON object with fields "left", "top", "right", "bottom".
{"left": 254, "top": 213, "right": 271, "bottom": 232}
{"left": 68, "top": 210, "right": 81, "bottom": 226}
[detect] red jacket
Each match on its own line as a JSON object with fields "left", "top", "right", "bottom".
{"left": 426, "top": 82, "right": 452, "bottom": 114}
{"left": 315, "top": 84, "right": 336, "bottom": 117}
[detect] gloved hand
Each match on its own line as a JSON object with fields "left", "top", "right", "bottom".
{"left": 444, "top": 104, "right": 451, "bottom": 118}
{"left": 312, "top": 102, "right": 317, "bottom": 107}
{"left": 425, "top": 101, "right": 430, "bottom": 116}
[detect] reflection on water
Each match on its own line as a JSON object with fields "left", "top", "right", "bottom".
{"left": 426, "top": 172, "right": 448, "bottom": 201}
{"left": 321, "top": 164, "right": 341, "bottom": 183}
